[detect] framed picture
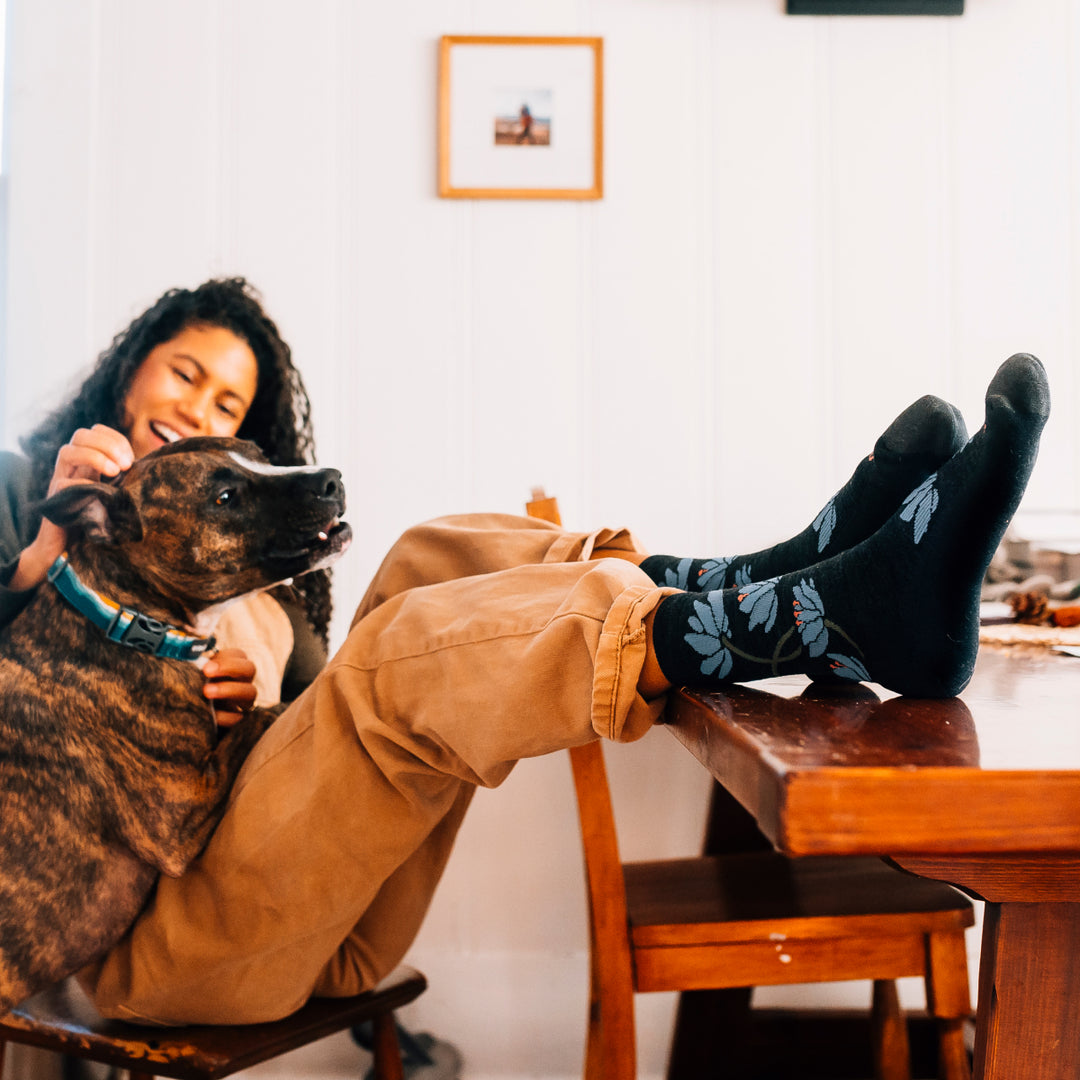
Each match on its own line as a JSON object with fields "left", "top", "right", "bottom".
{"left": 438, "top": 35, "right": 604, "bottom": 200}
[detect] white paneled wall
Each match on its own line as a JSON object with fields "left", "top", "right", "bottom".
{"left": 3, "top": 1, "right": 1076, "bottom": 1076}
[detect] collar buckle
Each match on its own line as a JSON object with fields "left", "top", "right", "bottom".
{"left": 118, "top": 613, "right": 170, "bottom": 655}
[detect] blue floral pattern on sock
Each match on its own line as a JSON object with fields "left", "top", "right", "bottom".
{"left": 733, "top": 564, "right": 753, "bottom": 588}
{"left": 696, "top": 557, "right": 731, "bottom": 591}
{"left": 663, "top": 557, "right": 694, "bottom": 590}
{"left": 899, "top": 474, "right": 939, "bottom": 544}
{"left": 828, "top": 653, "right": 871, "bottom": 682}
{"left": 738, "top": 578, "right": 779, "bottom": 632}
{"left": 793, "top": 577, "right": 829, "bottom": 657}
{"left": 685, "top": 594, "right": 734, "bottom": 678}
{"left": 813, "top": 497, "right": 837, "bottom": 554}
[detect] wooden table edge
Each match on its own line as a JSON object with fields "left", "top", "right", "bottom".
{"left": 665, "top": 688, "right": 1080, "bottom": 857}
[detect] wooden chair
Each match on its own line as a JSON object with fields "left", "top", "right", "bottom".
{"left": 0, "top": 965, "right": 426, "bottom": 1080}
{"left": 525, "top": 490, "right": 974, "bottom": 1080}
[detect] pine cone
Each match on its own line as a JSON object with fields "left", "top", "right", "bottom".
{"left": 1010, "top": 590, "right": 1049, "bottom": 625}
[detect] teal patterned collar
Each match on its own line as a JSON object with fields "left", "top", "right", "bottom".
{"left": 47, "top": 554, "right": 215, "bottom": 662}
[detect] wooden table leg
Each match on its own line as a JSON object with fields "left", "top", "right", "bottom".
{"left": 974, "top": 902, "right": 1080, "bottom": 1079}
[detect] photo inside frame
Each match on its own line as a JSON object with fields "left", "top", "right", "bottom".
{"left": 493, "top": 88, "right": 552, "bottom": 147}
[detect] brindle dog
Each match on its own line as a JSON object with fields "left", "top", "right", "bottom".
{"left": 0, "top": 436, "right": 351, "bottom": 1012}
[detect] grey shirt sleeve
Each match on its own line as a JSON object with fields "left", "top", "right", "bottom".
{"left": 0, "top": 452, "right": 43, "bottom": 627}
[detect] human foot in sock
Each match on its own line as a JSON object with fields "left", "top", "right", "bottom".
{"left": 640, "top": 394, "right": 967, "bottom": 591}
{"left": 650, "top": 354, "right": 1050, "bottom": 698}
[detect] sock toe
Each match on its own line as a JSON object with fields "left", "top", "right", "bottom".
{"left": 876, "top": 395, "right": 968, "bottom": 464}
{"left": 986, "top": 353, "right": 1051, "bottom": 425}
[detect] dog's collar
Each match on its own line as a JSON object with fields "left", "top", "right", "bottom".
{"left": 47, "top": 554, "right": 216, "bottom": 662}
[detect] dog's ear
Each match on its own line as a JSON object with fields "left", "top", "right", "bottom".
{"left": 38, "top": 483, "right": 143, "bottom": 543}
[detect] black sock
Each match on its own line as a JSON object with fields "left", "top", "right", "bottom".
{"left": 651, "top": 354, "right": 1049, "bottom": 698}
{"left": 640, "top": 394, "right": 967, "bottom": 591}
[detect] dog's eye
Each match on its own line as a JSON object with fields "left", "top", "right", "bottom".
{"left": 215, "top": 489, "right": 236, "bottom": 507}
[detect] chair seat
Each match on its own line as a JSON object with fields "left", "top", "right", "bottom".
{"left": 0, "top": 966, "right": 427, "bottom": 1080}
{"left": 625, "top": 853, "right": 974, "bottom": 993}
{"left": 627, "top": 852, "right": 973, "bottom": 941}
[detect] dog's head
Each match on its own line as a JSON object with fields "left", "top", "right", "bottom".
{"left": 39, "top": 437, "right": 352, "bottom": 611}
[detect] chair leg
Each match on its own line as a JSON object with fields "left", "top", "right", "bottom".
{"left": 370, "top": 1011, "right": 405, "bottom": 1080}
{"left": 870, "top": 980, "right": 912, "bottom": 1080}
{"left": 584, "top": 940, "right": 635, "bottom": 1080}
{"left": 582, "top": 968, "right": 605, "bottom": 1080}
{"left": 925, "top": 930, "right": 973, "bottom": 1080}
{"left": 936, "top": 1018, "right": 972, "bottom": 1080}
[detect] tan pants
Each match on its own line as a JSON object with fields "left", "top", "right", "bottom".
{"left": 81, "top": 515, "right": 669, "bottom": 1025}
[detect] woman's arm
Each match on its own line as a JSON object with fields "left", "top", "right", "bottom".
{"left": 7, "top": 425, "right": 133, "bottom": 592}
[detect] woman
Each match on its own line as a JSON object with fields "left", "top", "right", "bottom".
{"left": 0, "top": 277, "right": 330, "bottom": 710}
{"left": 1, "top": 279, "right": 1051, "bottom": 1025}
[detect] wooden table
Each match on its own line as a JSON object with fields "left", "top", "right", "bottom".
{"left": 665, "top": 645, "right": 1080, "bottom": 1080}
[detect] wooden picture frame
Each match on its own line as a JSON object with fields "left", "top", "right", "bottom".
{"left": 438, "top": 35, "right": 604, "bottom": 200}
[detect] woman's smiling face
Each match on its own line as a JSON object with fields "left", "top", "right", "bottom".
{"left": 122, "top": 324, "right": 259, "bottom": 460}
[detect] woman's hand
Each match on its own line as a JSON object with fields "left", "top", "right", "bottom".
{"left": 10, "top": 425, "right": 135, "bottom": 591}
{"left": 203, "top": 648, "right": 258, "bottom": 728}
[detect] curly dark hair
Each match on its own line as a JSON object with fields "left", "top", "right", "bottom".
{"left": 19, "top": 277, "right": 333, "bottom": 646}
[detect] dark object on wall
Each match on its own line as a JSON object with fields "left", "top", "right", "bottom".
{"left": 787, "top": 0, "right": 963, "bottom": 13}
